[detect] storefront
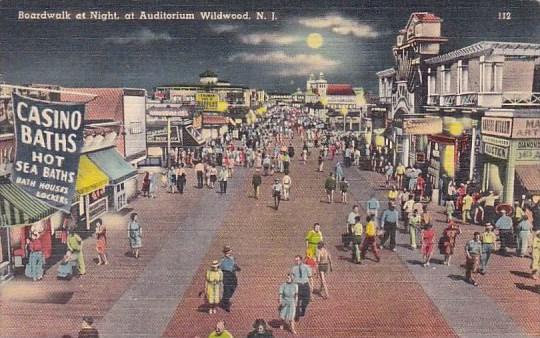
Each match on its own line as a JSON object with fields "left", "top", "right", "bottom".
{"left": 87, "top": 148, "right": 137, "bottom": 211}
{"left": 481, "top": 112, "right": 540, "bottom": 204}
{"left": 0, "top": 177, "right": 54, "bottom": 280}
{"left": 75, "top": 155, "right": 109, "bottom": 230}
{"left": 395, "top": 116, "right": 442, "bottom": 167}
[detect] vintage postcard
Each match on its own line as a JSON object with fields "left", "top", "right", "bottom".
{"left": 1, "top": 0, "right": 540, "bottom": 337}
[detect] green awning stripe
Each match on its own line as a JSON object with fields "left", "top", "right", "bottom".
{"left": 0, "top": 179, "right": 54, "bottom": 227}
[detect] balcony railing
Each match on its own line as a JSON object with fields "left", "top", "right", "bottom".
{"left": 502, "top": 92, "right": 540, "bottom": 106}
{"left": 441, "top": 94, "right": 457, "bottom": 106}
{"left": 427, "top": 94, "right": 440, "bottom": 105}
{"left": 458, "top": 92, "right": 478, "bottom": 106}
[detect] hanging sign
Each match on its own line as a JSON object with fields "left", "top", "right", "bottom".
{"left": 11, "top": 93, "right": 85, "bottom": 211}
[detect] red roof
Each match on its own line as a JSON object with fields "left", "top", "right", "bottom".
{"left": 327, "top": 84, "right": 355, "bottom": 96}
{"left": 61, "top": 88, "right": 124, "bottom": 122}
{"left": 413, "top": 12, "right": 441, "bottom": 22}
{"left": 202, "top": 115, "right": 229, "bottom": 125}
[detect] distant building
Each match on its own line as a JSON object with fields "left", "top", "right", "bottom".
{"left": 154, "top": 70, "right": 252, "bottom": 109}
{"left": 62, "top": 88, "right": 148, "bottom": 165}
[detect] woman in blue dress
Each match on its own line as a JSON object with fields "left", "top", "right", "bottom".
{"left": 278, "top": 273, "right": 298, "bottom": 335}
{"left": 128, "top": 213, "right": 142, "bottom": 258}
{"left": 24, "top": 233, "right": 44, "bottom": 281}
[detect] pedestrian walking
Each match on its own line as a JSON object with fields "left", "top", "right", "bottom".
{"left": 344, "top": 205, "right": 360, "bottom": 250}
{"left": 278, "top": 274, "right": 298, "bottom": 335}
{"left": 421, "top": 223, "right": 435, "bottom": 267}
{"left": 219, "top": 246, "right": 240, "bottom": 312}
{"left": 203, "top": 260, "right": 223, "bottom": 314}
{"left": 316, "top": 242, "right": 332, "bottom": 299}
{"left": 478, "top": 190, "right": 500, "bottom": 225}
{"left": 360, "top": 215, "right": 380, "bottom": 262}
{"left": 446, "top": 199, "right": 455, "bottom": 222}
{"left": 465, "top": 232, "right": 482, "bottom": 286}
{"left": 317, "top": 153, "right": 324, "bottom": 172}
{"left": 282, "top": 173, "right": 292, "bottom": 201}
{"left": 462, "top": 192, "right": 473, "bottom": 223}
{"left": 402, "top": 195, "right": 415, "bottom": 231}
{"left": 167, "top": 167, "right": 176, "bottom": 193}
{"left": 530, "top": 230, "right": 540, "bottom": 280}
{"left": 384, "top": 162, "right": 394, "bottom": 187}
{"left": 219, "top": 166, "right": 228, "bottom": 194}
{"left": 516, "top": 215, "right": 532, "bottom": 257}
{"left": 208, "top": 320, "right": 233, "bottom": 338}
{"left": 128, "top": 213, "right": 142, "bottom": 259}
{"left": 480, "top": 224, "right": 496, "bottom": 274}
{"left": 24, "top": 233, "right": 44, "bottom": 281}
{"left": 380, "top": 203, "right": 399, "bottom": 252}
{"left": 408, "top": 209, "right": 421, "bottom": 250}
{"left": 395, "top": 163, "right": 406, "bottom": 188}
{"left": 252, "top": 169, "right": 262, "bottom": 199}
{"left": 78, "top": 316, "right": 99, "bottom": 338}
{"left": 291, "top": 255, "right": 313, "bottom": 321}
{"left": 195, "top": 161, "right": 205, "bottom": 188}
{"left": 324, "top": 173, "right": 336, "bottom": 203}
{"left": 366, "top": 196, "right": 380, "bottom": 227}
{"left": 439, "top": 221, "right": 461, "bottom": 265}
{"left": 209, "top": 165, "right": 218, "bottom": 189}
{"left": 176, "top": 164, "right": 187, "bottom": 194}
{"left": 305, "top": 223, "right": 324, "bottom": 259}
{"left": 95, "top": 219, "right": 108, "bottom": 265}
{"left": 335, "top": 162, "right": 344, "bottom": 183}
{"left": 495, "top": 209, "right": 513, "bottom": 255}
{"left": 387, "top": 186, "right": 398, "bottom": 203}
{"left": 248, "top": 319, "right": 274, "bottom": 338}
{"left": 351, "top": 216, "right": 363, "bottom": 264}
{"left": 67, "top": 227, "right": 86, "bottom": 276}
{"left": 272, "top": 178, "right": 282, "bottom": 210}
{"left": 142, "top": 171, "right": 150, "bottom": 197}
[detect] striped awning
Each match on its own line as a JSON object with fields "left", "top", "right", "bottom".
{"left": 0, "top": 177, "right": 54, "bottom": 227}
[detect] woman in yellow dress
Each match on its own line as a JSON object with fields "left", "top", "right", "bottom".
{"left": 205, "top": 260, "right": 223, "bottom": 314}
{"left": 305, "top": 223, "right": 324, "bottom": 258}
{"left": 67, "top": 227, "right": 85, "bottom": 276}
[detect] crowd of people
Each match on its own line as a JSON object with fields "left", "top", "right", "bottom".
{"left": 21, "top": 104, "right": 540, "bottom": 337}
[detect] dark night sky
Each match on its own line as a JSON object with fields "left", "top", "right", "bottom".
{"left": 0, "top": 0, "right": 539, "bottom": 94}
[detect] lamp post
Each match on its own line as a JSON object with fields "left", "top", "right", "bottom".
{"left": 340, "top": 106, "right": 349, "bottom": 132}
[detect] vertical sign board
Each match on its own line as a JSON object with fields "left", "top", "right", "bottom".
{"left": 11, "top": 94, "right": 85, "bottom": 212}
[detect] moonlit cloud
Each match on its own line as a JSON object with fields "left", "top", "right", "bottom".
{"left": 298, "top": 14, "right": 378, "bottom": 38}
{"left": 105, "top": 28, "right": 172, "bottom": 44}
{"left": 239, "top": 33, "right": 300, "bottom": 45}
{"left": 211, "top": 24, "right": 239, "bottom": 34}
{"left": 228, "top": 51, "right": 340, "bottom": 76}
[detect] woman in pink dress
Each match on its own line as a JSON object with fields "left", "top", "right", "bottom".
{"left": 421, "top": 223, "right": 436, "bottom": 267}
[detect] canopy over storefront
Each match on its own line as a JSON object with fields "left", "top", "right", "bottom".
{"left": 0, "top": 177, "right": 54, "bottom": 227}
{"left": 76, "top": 155, "right": 109, "bottom": 196}
{"left": 516, "top": 165, "right": 540, "bottom": 194}
{"left": 87, "top": 148, "right": 137, "bottom": 185}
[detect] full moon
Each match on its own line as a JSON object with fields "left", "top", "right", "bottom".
{"left": 306, "top": 33, "right": 323, "bottom": 49}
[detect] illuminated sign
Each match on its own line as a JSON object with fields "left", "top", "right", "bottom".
{"left": 195, "top": 93, "right": 219, "bottom": 111}
{"left": 403, "top": 118, "right": 442, "bottom": 135}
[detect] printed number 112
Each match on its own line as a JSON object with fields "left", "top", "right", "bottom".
{"left": 498, "top": 12, "right": 511, "bottom": 20}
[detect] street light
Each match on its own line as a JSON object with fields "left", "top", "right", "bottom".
{"left": 340, "top": 106, "right": 349, "bottom": 132}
